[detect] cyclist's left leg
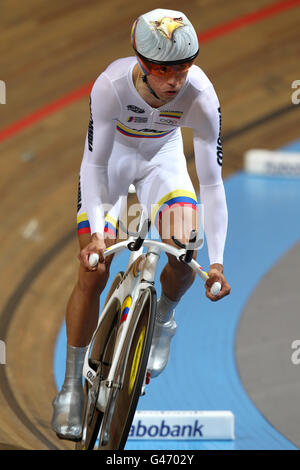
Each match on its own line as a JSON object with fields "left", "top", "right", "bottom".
{"left": 134, "top": 132, "right": 200, "bottom": 378}
{"left": 149, "top": 195, "right": 199, "bottom": 377}
{"left": 158, "top": 201, "right": 199, "bottom": 302}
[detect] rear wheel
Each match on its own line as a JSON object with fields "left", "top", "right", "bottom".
{"left": 75, "top": 272, "right": 123, "bottom": 450}
{"left": 97, "top": 286, "right": 156, "bottom": 450}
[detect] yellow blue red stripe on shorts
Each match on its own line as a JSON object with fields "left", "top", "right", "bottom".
{"left": 151, "top": 190, "right": 199, "bottom": 229}
{"left": 104, "top": 214, "right": 119, "bottom": 238}
{"left": 76, "top": 213, "right": 119, "bottom": 237}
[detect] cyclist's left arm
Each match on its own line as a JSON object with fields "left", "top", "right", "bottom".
{"left": 188, "top": 85, "right": 230, "bottom": 300}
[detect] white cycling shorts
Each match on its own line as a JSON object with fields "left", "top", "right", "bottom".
{"left": 77, "top": 129, "right": 199, "bottom": 238}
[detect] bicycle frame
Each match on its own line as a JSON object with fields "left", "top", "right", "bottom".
{"left": 82, "top": 233, "right": 211, "bottom": 415}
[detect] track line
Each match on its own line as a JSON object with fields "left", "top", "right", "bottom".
{"left": 221, "top": 102, "right": 299, "bottom": 141}
{"left": 0, "top": 0, "right": 299, "bottom": 144}
{"left": 0, "top": 82, "right": 93, "bottom": 143}
{"left": 197, "top": 0, "right": 300, "bottom": 43}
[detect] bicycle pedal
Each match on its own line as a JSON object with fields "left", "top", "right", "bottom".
{"left": 55, "top": 432, "right": 82, "bottom": 442}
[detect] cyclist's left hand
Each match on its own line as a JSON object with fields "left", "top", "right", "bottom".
{"left": 205, "top": 263, "right": 231, "bottom": 302}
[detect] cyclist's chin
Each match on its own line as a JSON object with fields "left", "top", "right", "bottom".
{"left": 158, "top": 90, "right": 178, "bottom": 101}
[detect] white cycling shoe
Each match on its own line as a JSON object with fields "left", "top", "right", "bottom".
{"left": 147, "top": 309, "right": 177, "bottom": 378}
{"left": 51, "top": 344, "right": 87, "bottom": 441}
{"left": 51, "top": 380, "right": 84, "bottom": 441}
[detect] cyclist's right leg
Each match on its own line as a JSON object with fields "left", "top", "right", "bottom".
{"left": 51, "top": 227, "right": 116, "bottom": 441}
{"left": 52, "top": 136, "right": 136, "bottom": 441}
{"left": 66, "top": 232, "right": 114, "bottom": 347}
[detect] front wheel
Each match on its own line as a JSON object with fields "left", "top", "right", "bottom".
{"left": 75, "top": 272, "right": 123, "bottom": 450}
{"left": 97, "top": 285, "right": 157, "bottom": 450}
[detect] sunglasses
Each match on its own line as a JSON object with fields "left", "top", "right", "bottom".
{"left": 138, "top": 56, "right": 195, "bottom": 77}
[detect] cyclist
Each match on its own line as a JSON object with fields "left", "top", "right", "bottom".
{"left": 52, "top": 8, "right": 231, "bottom": 441}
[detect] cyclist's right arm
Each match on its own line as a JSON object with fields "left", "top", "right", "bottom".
{"left": 79, "top": 73, "right": 121, "bottom": 270}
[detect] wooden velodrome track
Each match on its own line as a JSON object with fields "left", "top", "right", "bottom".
{"left": 0, "top": 0, "right": 300, "bottom": 450}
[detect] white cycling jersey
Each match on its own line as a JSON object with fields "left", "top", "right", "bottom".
{"left": 78, "top": 57, "right": 228, "bottom": 265}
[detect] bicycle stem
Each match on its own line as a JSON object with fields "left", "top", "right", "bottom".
{"left": 140, "top": 244, "right": 161, "bottom": 285}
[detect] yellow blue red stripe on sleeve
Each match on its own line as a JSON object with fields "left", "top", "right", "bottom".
{"left": 77, "top": 213, "right": 91, "bottom": 236}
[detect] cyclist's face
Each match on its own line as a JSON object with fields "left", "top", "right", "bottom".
{"left": 147, "top": 70, "right": 188, "bottom": 101}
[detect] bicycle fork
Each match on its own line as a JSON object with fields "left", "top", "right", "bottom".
{"left": 133, "top": 245, "right": 161, "bottom": 395}
{"left": 97, "top": 245, "right": 161, "bottom": 411}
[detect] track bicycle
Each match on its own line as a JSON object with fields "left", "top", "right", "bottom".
{"left": 75, "top": 216, "right": 221, "bottom": 450}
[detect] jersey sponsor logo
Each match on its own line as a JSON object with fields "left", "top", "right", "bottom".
{"left": 217, "top": 107, "right": 223, "bottom": 167}
{"left": 126, "top": 104, "right": 145, "bottom": 113}
{"left": 155, "top": 118, "right": 179, "bottom": 126}
{"left": 127, "top": 116, "right": 148, "bottom": 123}
{"left": 88, "top": 96, "right": 94, "bottom": 151}
{"left": 155, "top": 110, "right": 183, "bottom": 126}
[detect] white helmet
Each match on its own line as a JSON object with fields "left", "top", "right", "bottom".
{"left": 131, "top": 8, "right": 199, "bottom": 71}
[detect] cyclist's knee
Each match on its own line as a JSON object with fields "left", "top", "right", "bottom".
{"left": 158, "top": 204, "right": 199, "bottom": 245}
{"left": 158, "top": 205, "right": 198, "bottom": 279}
{"left": 76, "top": 232, "right": 116, "bottom": 296}
{"left": 165, "top": 252, "right": 196, "bottom": 281}
{"left": 77, "top": 262, "right": 110, "bottom": 296}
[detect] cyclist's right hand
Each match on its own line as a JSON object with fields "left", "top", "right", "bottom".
{"left": 78, "top": 233, "right": 106, "bottom": 271}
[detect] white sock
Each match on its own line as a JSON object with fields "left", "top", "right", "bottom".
{"left": 156, "top": 292, "right": 178, "bottom": 323}
{"left": 63, "top": 344, "right": 88, "bottom": 386}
